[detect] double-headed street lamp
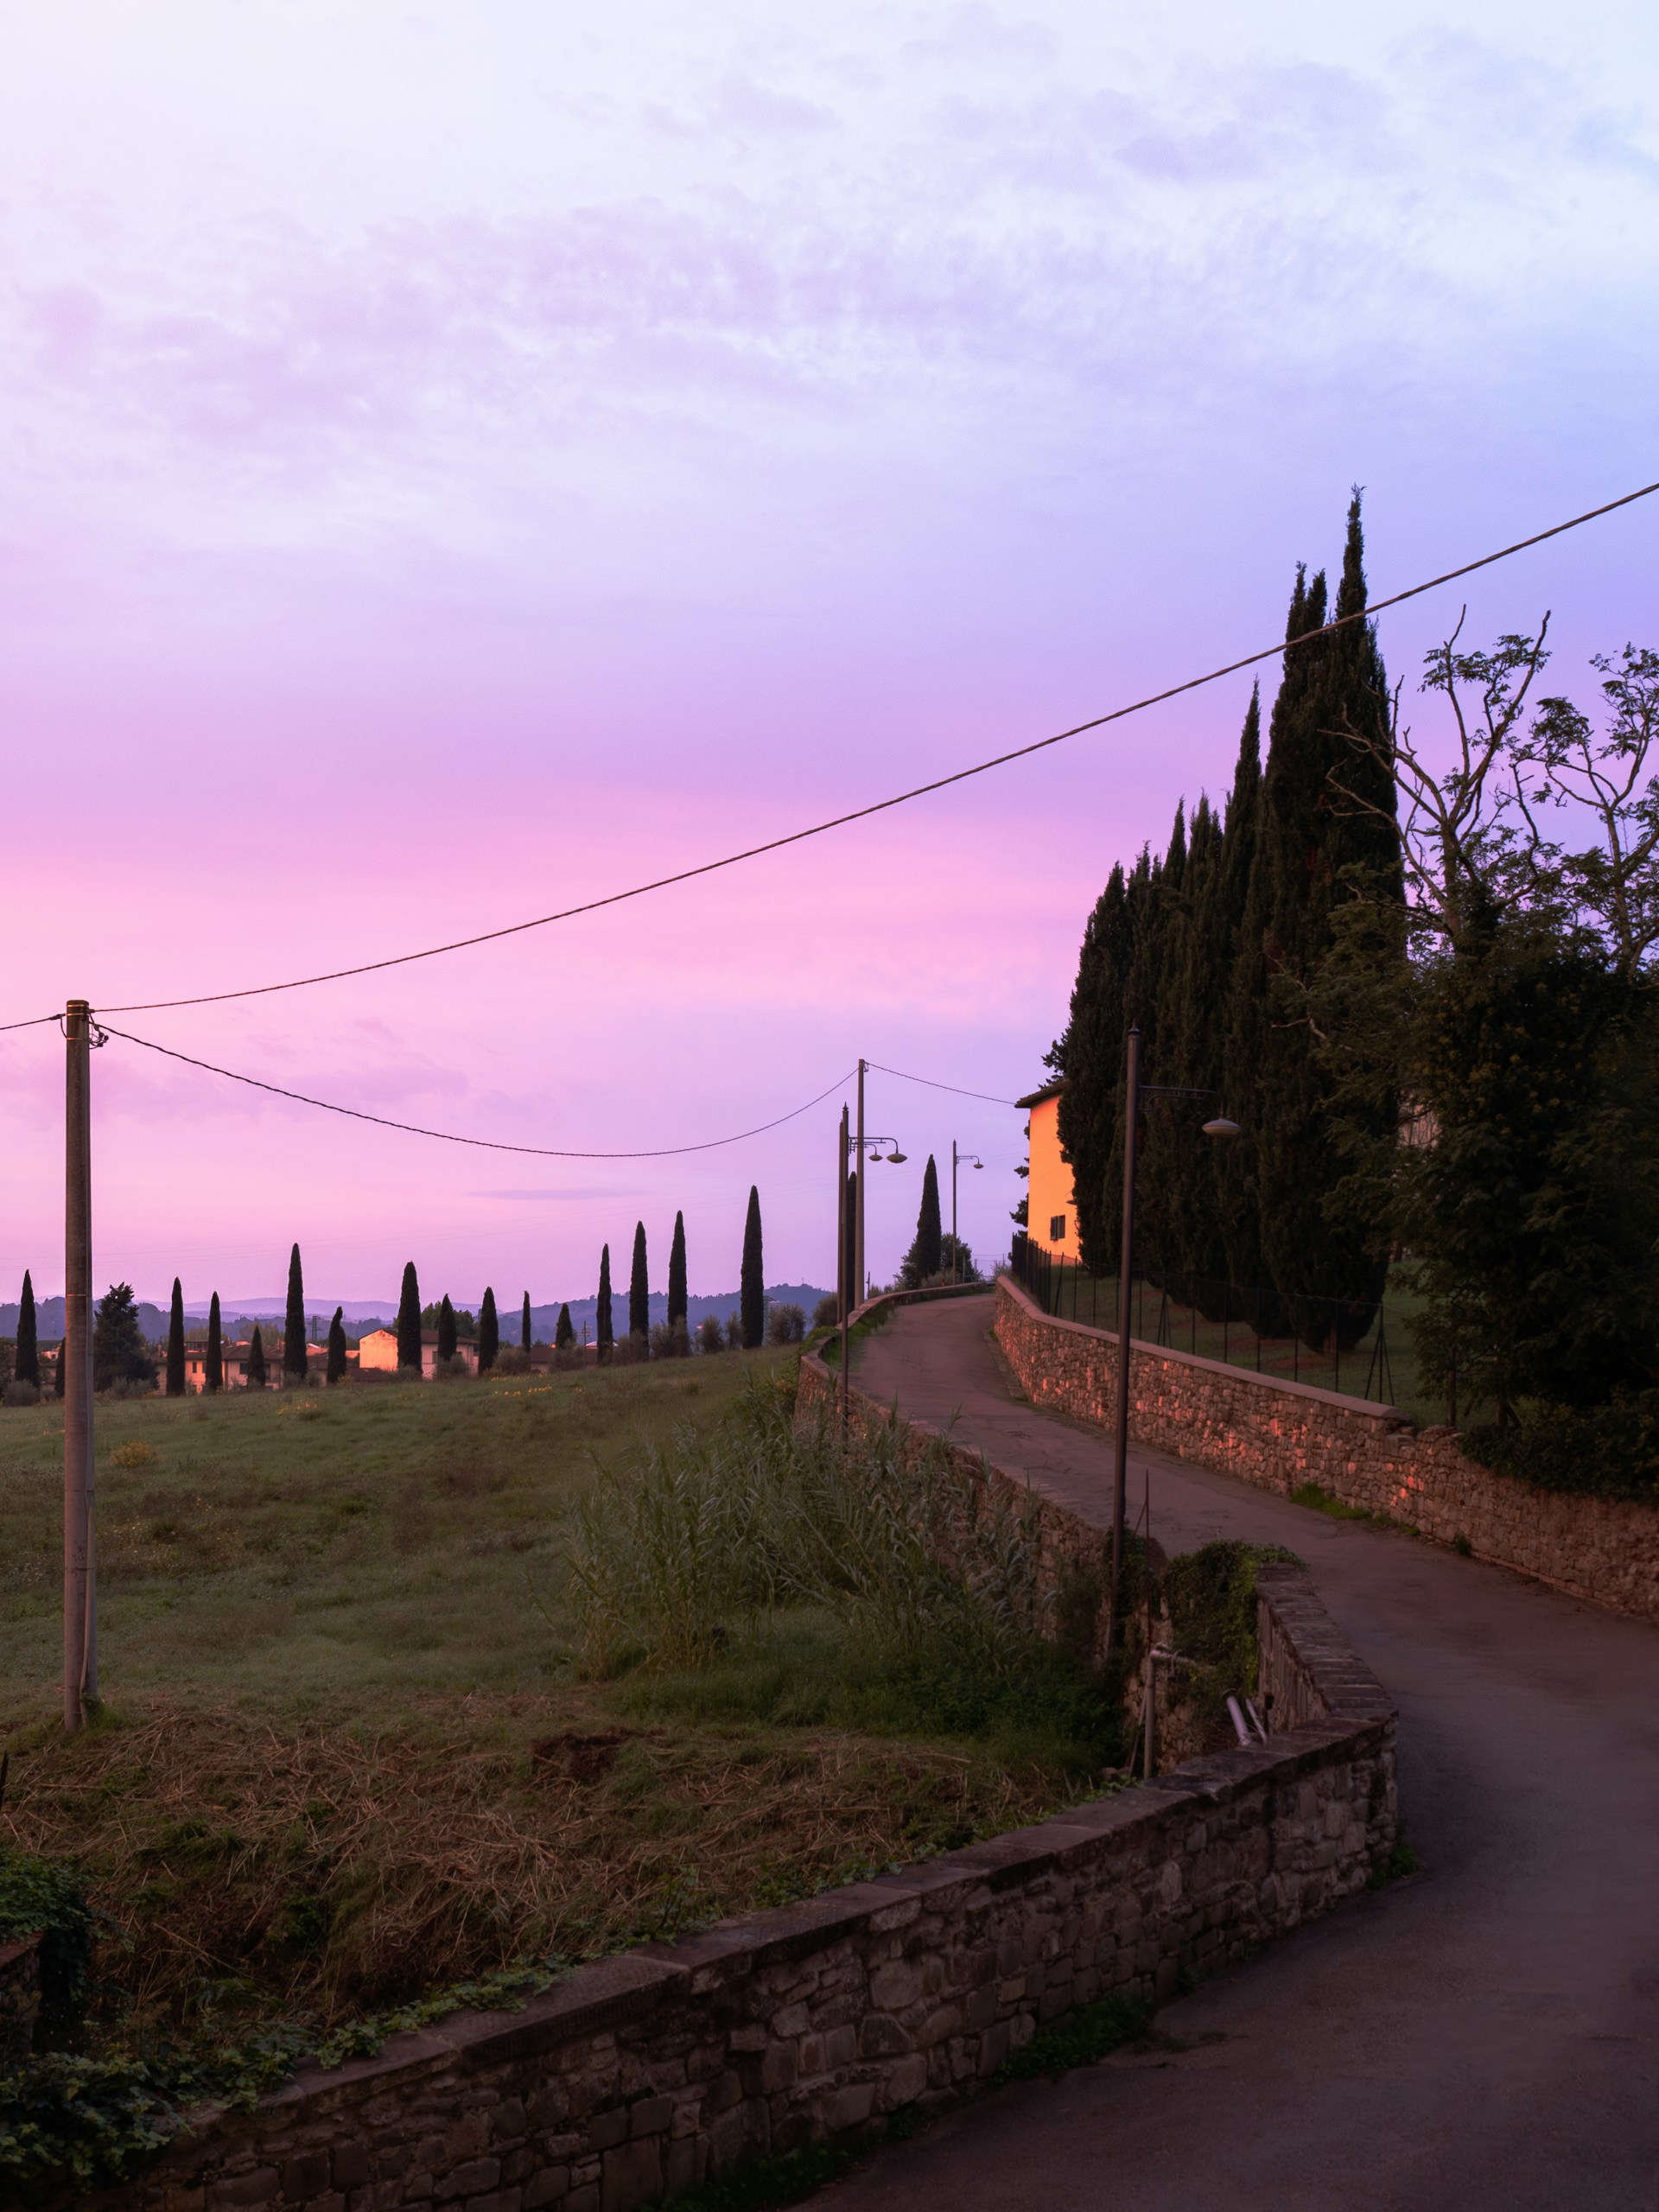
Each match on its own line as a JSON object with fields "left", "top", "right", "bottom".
{"left": 1106, "top": 1024, "right": 1239, "bottom": 1652}
{"left": 950, "top": 1141, "right": 982, "bottom": 1284}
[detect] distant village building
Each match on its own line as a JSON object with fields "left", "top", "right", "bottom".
{"left": 1016, "top": 1078, "right": 1080, "bottom": 1261}
{"left": 179, "top": 1339, "right": 339, "bottom": 1391}
{"left": 357, "top": 1328, "right": 479, "bottom": 1378}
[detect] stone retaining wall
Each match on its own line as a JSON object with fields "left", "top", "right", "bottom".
{"left": 47, "top": 1374, "right": 1396, "bottom": 2212}
{"left": 994, "top": 1272, "right": 1659, "bottom": 1624}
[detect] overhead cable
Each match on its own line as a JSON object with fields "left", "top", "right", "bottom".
{"left": 94, "top": 479, "right": 1659, "bottom": 1017}
{"left": 868, "top": 1061, "right": 1019, "bottom": 1105}
{"left": 100, "top": 1026, "right": 857, "bottom": 1160}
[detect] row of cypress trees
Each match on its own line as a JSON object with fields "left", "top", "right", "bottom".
{"left": 594, "top": 1189, "right": 766, "bottom": 1355}
{"left": 1052, "top": 494, "right": 1402, "bottom": 1345}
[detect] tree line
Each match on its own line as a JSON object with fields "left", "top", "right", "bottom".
{"left": 11, "top": 1185, "right": 791, "bottom": 1401}
{"left": 1049, "top": 487, "right": 1659, "bottom": 1457}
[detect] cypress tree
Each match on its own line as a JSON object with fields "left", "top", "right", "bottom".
{"left": 15, "top": 1271, "right": 38, "bottom": 1391}
{"left": 521, "top": 1293, "right": 532, "bottom": 1351}
{"left": 396, "top": 1262, "right": 423, "bottom": 1372}
{"left": 1155, "top": 795, "right": 1224, "bottom": 1306}
{"left": 206, "top": 1292, "right": 223, "bottom": 1393}
{"left": 166, "top": 1277, "right": 186, "bottom": 1397}
{"left": 1211, "top": 684, "right": 1277, "bottom": 1309}
{"left": 283, "top": 1243, "right": 307, "bottom": 1382}
{"left": 1135, "top": 806, "right": 1192, "bottom": 1294}
{"left": 597, "top": 1246, "right": 613, "bottom": 1357}
{"left": 667, "top": 1212, "right": 688, "bottom": 1332}
{"left": 1054, "top": 861, "right": 1135, "bottom": 1274}
{"left": 437, "top": 1294, "right": 458, "bottom": 1363}
{"left": 901, "top": 1157, "right": 944, "bottom": 1286}
{"left": 326, "top": 1306, "right": 347, "bottom": 1384}
{"left": 556, "top": 1302, "right": 575, "bottom": 1350}
{"left": 246, "top": 1325, "right": 267, "bottom": 1390}
{"left": 740, "top": 1186, "right": 764, "bottom": 1349}
{"left": 478, "top": 1287, "right": 499, "bottom": 1372}
{"left": 629, "top": 1222, "right": 649, "bottom": 1343}
{"left": 1249, "top": 495, "right": 1399, "bottom": 1341}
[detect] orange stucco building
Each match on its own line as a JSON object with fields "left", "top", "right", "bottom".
{"left": 1016, "top": 1078, "right": 1080, "bottom": 1261}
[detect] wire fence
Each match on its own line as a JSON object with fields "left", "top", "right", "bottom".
{"left": 1008, "top": 1233, "right": 1408, "bottom": 1409}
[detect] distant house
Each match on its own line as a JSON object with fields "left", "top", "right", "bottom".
{"left": 179, "top": 1338, "right": 340, "bottom": 1391}
{"left": 1016, "top": 1078, "right": 1080, "bottom": 1262}
{"left": 358, "top": 1328, "right": 479, "bottom": 1378}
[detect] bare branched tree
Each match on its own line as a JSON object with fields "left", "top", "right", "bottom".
{"left": 1325, "top": 609, "right": 1555, "bottom": 954}
{"left": 1516, "top": 646, "right": 1659, "bottom": 983}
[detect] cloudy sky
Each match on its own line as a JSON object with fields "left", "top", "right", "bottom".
{"left": 3, "top": 0, "right": 1656, "bottom": 1306}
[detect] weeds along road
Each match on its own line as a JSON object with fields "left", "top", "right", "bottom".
{"left": 821, "top": 1292, "right": 1659, "bottom": 2212}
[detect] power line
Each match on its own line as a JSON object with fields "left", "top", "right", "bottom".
{"left": 95, "top": 479, "right": 1659, "bottom": 1018}
{"left": 868, "top": 1061, "right": 1018, "bottom": 1106}
{"left": 100, "top": 1025, "right": 857, "bottom": 1160}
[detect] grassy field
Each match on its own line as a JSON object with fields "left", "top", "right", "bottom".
{"left": 0, "top": 1357, "right": 1104, "bottom": 2055}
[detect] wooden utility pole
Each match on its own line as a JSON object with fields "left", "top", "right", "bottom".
{"left": 837, "top": 1104, "right": 850, "bottom": 1432}
{"left": 64, "top": 999, "right": 97, "bottom": 1731}
{"left": 1106, "top": 1025, "right": 1141, "bottom": 1656}
{"left": 854, "top": 1058, "right": 866, "bottom": 1310}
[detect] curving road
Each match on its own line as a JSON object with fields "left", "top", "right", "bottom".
{"left": 817, "top": 1293, "right": 1659, "bottom": 2212}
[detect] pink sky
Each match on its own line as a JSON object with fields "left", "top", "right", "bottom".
{"left": 3, "top": 1, "right": 1656, "bottom": 1306}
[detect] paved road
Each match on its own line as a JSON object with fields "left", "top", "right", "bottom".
{"left": 817, "top": 1294, "right": 1659, "bottom": 2212}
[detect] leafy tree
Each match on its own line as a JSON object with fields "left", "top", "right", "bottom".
{"left": 15, "top": 1271, "right": 38, "bottom": 1391}
{"left": 521, "top": 1293, "right": 532, "bottom": 1351}
{"left": 726, "top": 1309, "right": 743, "bottom": 1350}
{"left": 165, "top": 1278, "right": 186, "bottom": 1397}
{"left": 697, "top": 1313, "right": 725, "bottom": 1354}
{"left": 206, "top": 1292, "right": 223, "bottom": 1393}
{"left": 92, "top": 1283, "right": 156, "bottom": 1392}
{"left": 556, "top": 1302, "right": 575, "bottom": 1350}
{"left": 478, "top": 1287, "right": 499, "bottom": 1372}
{"left": 741, "top": 1186, "right": 765, "bottom": 1349}
{"left": 899, "top": 1156, "right": 944, "bottom": 1287}
{"left": 629, "top": 1221, "right": 649, "bottom": 1344}
{"left": 597, "top": 1246, "right": 613, "bottom": 1358}
{"left": 326, "top": 1307, "right": 347, "bottom": 1384}
{"left": 283, "top": 1243, "right": 308, "bottom": 1382}
{"left": 246, "top": 1325, "right": 267, "bottom": 1390}
{"left": 437, "top": 1294, "right": 458, "bottom": 1363}
{"left": 939, "top": 1234, "right": 980, "bottom": 1283}
{"left": 668, "top": 1211, "right": 688, "bottom": 1333}
{"left": 396, "top": 1262, "right": 422, "bottom": 1372}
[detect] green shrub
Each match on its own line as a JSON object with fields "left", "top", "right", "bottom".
{"left": 1461, "top": 1395, "right": 1659, "bottom": 1502}
{"left": 0, "top": 1848, "right": 93, "bottom": 2048}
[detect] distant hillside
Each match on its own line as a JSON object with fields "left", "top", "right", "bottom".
{"left": 524, "top": 1285, "right": 830, "bottom": 1344}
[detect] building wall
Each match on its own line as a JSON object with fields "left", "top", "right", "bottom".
{"left": 1026, "top": 1092, "right": 1080, "bottom": 1261}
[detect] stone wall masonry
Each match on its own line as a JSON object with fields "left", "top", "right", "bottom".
{"left": 43, "top": 1364, "right": 1396, "bottom": 2212}
{"left": 994, "top": 1272, "right": 1659, "bottom": 1625}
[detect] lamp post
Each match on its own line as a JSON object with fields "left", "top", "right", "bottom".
{"left": 1105, "top": 1025, "right": 1239, "bottom": 1655}
{"left": 950, "top": 1141, "right": 982, "bottom": 1284}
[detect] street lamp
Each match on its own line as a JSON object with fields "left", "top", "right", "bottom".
{"left": 950, "top": 1141, "right": 983, "bottom": 1284}
{"left": 1105, "top": 1026, "right": 1238, "bottom": 1655}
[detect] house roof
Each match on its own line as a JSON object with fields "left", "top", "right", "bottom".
{"left": 1014, "top": 1078, "right": 1066, "bottom": 1109}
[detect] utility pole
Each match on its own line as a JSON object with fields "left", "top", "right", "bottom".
{"left": 855, "top": 1058, "right": 866, "bottom": 1309}
{"left": 64, "top": 999, "right": 97, "bottom": 1732}
{"left": 951, "top": 1139, "right": 958, "bottom": 1285}
{"left": 837, "top": 1104, "right": 850, "bottom": 1432}
{"left": 1106, "top": 1026, "right": 1141, "bottom": 1656}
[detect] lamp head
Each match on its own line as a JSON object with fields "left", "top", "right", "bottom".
{"left": 1202, "top": 1116, "right": 1242, "bottom": 1140}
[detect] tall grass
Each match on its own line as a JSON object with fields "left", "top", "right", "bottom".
{"left": 563, "top": 1381, "right": 1118, "bottom": 1765}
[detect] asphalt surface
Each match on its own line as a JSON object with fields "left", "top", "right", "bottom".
{"left": 813, "top": 1292, "right": 1659, "bottom": 2212}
